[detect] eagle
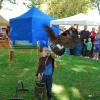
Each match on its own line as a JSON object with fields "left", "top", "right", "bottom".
{"left": 44, "top": 25, "right": 80, "bottom": 56}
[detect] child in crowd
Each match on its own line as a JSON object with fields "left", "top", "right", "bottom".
{"left": 86, "top": 38, "right": 92, "bottom": 58}
{"left": 82, "top": 39, "right": 87, "bottom": 56}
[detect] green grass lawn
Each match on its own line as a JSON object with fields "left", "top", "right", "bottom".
{"left": 0, "top": 49, "right": 100, "bottom": 100}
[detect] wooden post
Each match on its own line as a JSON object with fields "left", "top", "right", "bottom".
{"left": 81, "top": 96, "right": 84, "bottom": 100}
{"left": 9, "top": 48, "right": 14, "bottom": 63}
{"left": 6, "top": 35, "right": 10, "bottom": 48}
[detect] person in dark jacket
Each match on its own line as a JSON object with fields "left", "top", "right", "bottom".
{"left": 81, "top": 38, "right": 87, "bottom": 56}
{"left": 69, "top": 26, "right": 78, "bottom": 55}
{"left": 36, "top": 46, "right": 55, "bottom": 100}
{"left": 80, "top": 25, "right": 90, "bottom": 40}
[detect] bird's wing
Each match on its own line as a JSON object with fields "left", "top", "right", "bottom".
{"left": 59, "top": 30, "right": 76, "bottom": 48}
{"left": 44, "top": 25, "right": 78, "bottom": 48}
{"left": 44, "top": 25, "right": 57, "bottom": 41}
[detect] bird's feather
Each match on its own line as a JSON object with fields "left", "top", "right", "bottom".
{"left": 44, "top": 25, "right": 57, "bottom": 41}
{"left": 44, "top": 25, "right": 79, "bottom": 56}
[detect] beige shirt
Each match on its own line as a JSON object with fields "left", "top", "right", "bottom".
{"left": 96, "top": 31, "right": 100, "bottom": 38}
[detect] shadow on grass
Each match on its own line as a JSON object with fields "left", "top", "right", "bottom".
{"left": 52, "top": 55, "right": 100, "bottom": 100}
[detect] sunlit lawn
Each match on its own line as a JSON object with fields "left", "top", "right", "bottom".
{"left": 0, "top": 49, "right": 100, "bottom": 100}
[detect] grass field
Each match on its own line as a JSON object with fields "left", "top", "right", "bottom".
{"left": 0, "top": 49, "right": 100, "bottom": 100}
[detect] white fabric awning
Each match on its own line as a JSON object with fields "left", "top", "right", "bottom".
{"left": 50, "top": 13, "right": 100, "bottom": 26}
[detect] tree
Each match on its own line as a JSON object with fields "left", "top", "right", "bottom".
{"left": 0, "top": 0, "right": 4, "bottom": 9}
{"left": 23, "top": 0, "right": 45, "bottom": 8}
{"left": 23, "top": 0, "right": 92, "bottom": 18}
{"left": 45, "top": 0, "right": 92, "bottom": 18}
{"left": 0, "top": 0, "right": 45, "bottom": 10}
{"left": 0, "top": 0, "right": 16, "bottom": 9}
{"left": 0, "top": 0, "right": 92, "bottom": 18}
{"left": 91, "top": 0, "right": 100, "bottom": 14}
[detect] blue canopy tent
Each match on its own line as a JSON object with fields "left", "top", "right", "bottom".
{"left": 10, "top": 6, "right": 59, "bottom": 47}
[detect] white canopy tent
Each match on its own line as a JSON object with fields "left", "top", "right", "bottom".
{"left": 50, "top": 13, "right": 100, "bottom": 26}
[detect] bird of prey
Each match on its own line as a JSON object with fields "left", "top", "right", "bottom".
{"left": 44, "top": 25, "right": 79, "bottom": 56}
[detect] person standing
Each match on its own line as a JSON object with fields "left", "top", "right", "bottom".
{"left": 81, "top": 39, "right": 87, "bottom": 56}
{"left": 93, "top": 26, "right": 100, "bottom": 60}
{"left": 90, "top": 28, "right": 96, "bottom": 56}
{"left": 69, "top": 26, "right": 78, "bottom": 55}
{"left": 36, "top": 46, "right": 55, "bottom": 100}
{"left": 80, "top": 25, "right": 90, "bottom": 40}
{"left": 80, "top": 25, "right": 90, "bottom": 56}
{"left": 90, "top": 28, "right": 96, "bottom": 42}
{"left": 86, "top": 38, "right": 92, "bottom": 58}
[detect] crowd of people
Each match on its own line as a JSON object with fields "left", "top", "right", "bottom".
{"left": 64, "top": 25, "right": 100, "bottom": 60}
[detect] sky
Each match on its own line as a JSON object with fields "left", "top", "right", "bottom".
{"left": 0, "top": 0, "right": 29, "bottom": 20}
{"left": 88, "top": 8, "right": 99, "bottom": 16}
{"left": 0, "top": 0, "right": 99, "bottom": 21}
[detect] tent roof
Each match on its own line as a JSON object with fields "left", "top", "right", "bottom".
{"left": 51, "top": 13, "right": 100, "bottom": 26}
{"left": 0, "top": 15, "right": 9, "bottom": 26}
{"left": 50, "top": 13, "right": 86, "bottom": 25}
{"left": 11, "top": 6, "right": 53, "bottom": 20}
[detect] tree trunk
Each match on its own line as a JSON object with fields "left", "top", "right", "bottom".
{"left": 0, "top": 0, "right": 3, "bottom": 9}
{"left": 97, "top": 3, "right": 100, "bottom": 14}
